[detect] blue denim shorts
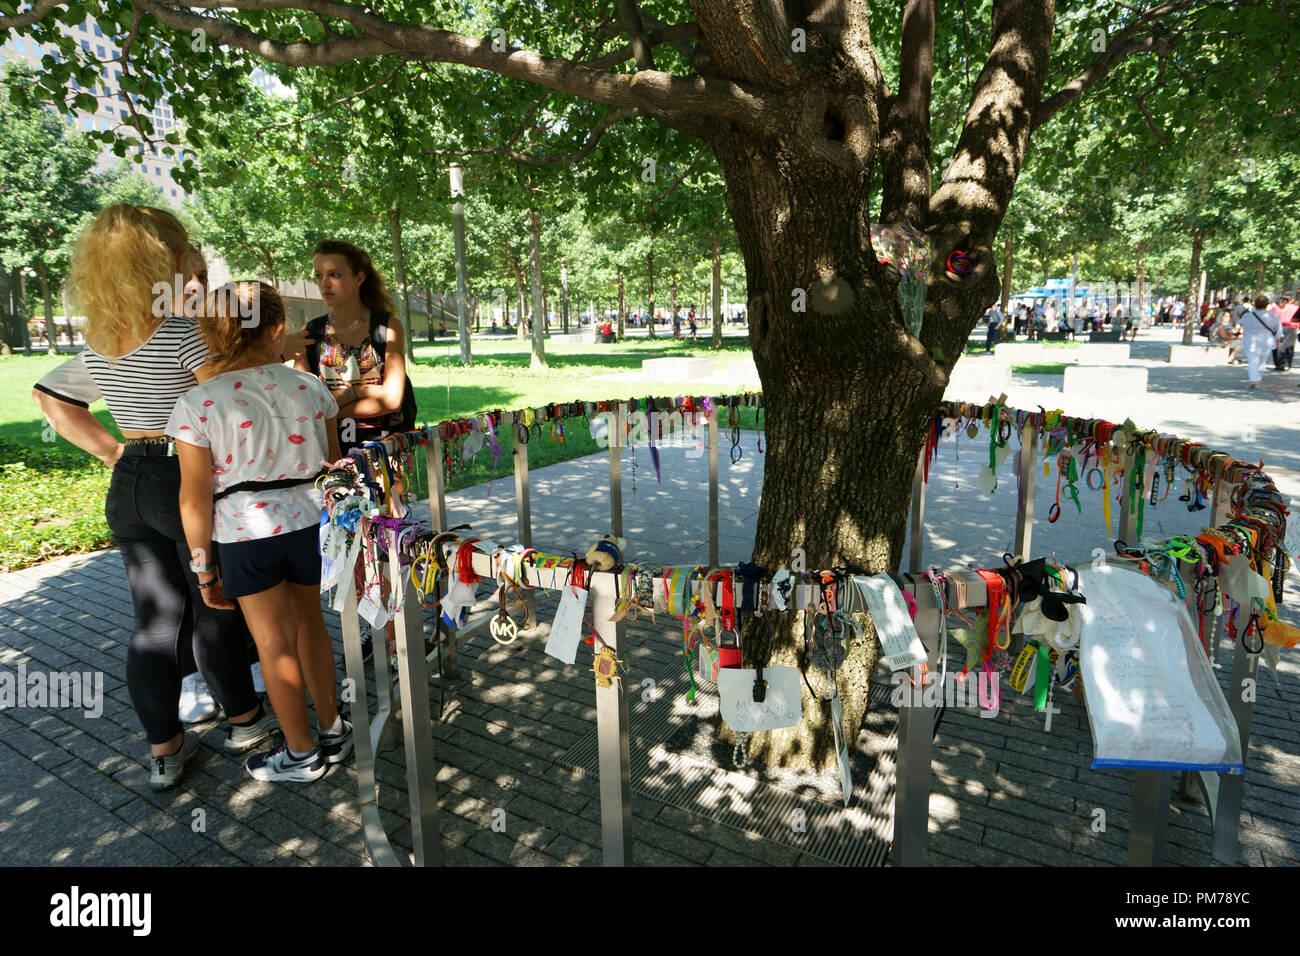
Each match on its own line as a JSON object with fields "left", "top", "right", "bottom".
{"left": 217, "top": 525, "right": 320, "bottom": 598}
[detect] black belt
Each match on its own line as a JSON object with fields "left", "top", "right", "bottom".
{"left": 122, "top": 440, "right": 175, "bottom": 457}
{"left": 213, "top": 469, "right": 327, "bottom": 503}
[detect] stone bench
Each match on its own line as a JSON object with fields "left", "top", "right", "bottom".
{"left": 946, "top": 361, "right": 1012, "bottom": 401}
{"left": 641, "top": 357, "right": 715, "bottom": 381}
{"left": 1088, "top": 329, "right": 1125, "bottom": 343}
{"left": 993, "top": 343, "right": 1045, "bottom": 364}
{"left": 1167, "top": 344, "right": 1227, "bottom": 366}
{"left": 549, "top": 333, "right": 592, "bottom": 345}
{"left": 1073, "top": 343, "right": 1131, "bottom": 365}
{"left": 1062, "top": 365, "right": 1147, "bottom": 397}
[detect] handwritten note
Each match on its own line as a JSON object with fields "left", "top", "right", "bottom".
{"left": 545, "top": 585, "right": 588, "bottom": 665}
{"left": 717, "top": 667, "right": 802, "bottom": 732}
{"left": 1078, "top": 564, "right": 1242, "bottom": 771}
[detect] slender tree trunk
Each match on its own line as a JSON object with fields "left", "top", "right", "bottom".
{"left": 386, "top": 205, "right": 414, "bottom": 362}
{"left": 16, "top": 269, "right": 32, "bottom": 356}
{"left": 711, "top": 231, "right": 723, "bottom": 349}
{"left": 1136, "top": 244, "right": 1145, "bottom": 321}
{"left": 527, "top": 208, "right": 547, "bottom": 369}
{"left": 514, "top": 264, "right": 526, "bottom": 339}
{"left": 35, "top": 261, "right": 58, "bottom": 355}
{"left": 424, "top": 285, "right": 435, "bottom": 340}
{"left": 648, "top": 249, "right": 658, "bottom": 339}
{"left": 1253, "top": 261, "right": 1265, "bottom": 300}
{"left": 1182, "top": 228, "right": 1204, "bottom": 345}
{"left": 1000, "top": 233, "right": 1013, "bottom": 314}
{"left": 670, "top": 274, "right": 678, "bottom": 338}
{"left": 617, "top": 272, "right": 625, "bottom": 339}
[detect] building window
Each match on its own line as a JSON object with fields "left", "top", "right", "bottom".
{"left": 94, "top": 23, "right": 103, "bottom": 37}
{"left": 96, "top": 44, "right": 105, "bottom": 58}
{"left": 170, "top": 188, "right": 178, "bottom": 198}
{"left": 121, "top": 108, "right": 128, "bottom": 119}
{"left": 99, "top": 119, "right": 109, "bottom": 131}
{"left": 80, "top": 39, "right": 90, "bottom": 53}
{"left": 14, "top": 38, "right": 25, "bottom": 54}
{"left": 82, "top": 116, "right": 92, "bottom": 130}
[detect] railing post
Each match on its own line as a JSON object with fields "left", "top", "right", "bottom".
{"left": 709, "top": 406, "right": 719, "bottom": 569}
{"left": 908, "top": 447, "right": 926, "bottom": 573}
{"left": 1128, "top": 770, "right": 1173, "bottom": 866}
{"left": 1117, "top": 444, "right": 1141, "bottom": 545}
{"left": 590, "top": 572, "right": 633, "bottom": 866}
{"left": 427, "top": 431, "right": 457, "bottom": 678}
{"left": 610, "top": 403, "right": 623, "bottom": 537}
{"left": 513, "top": 419, "right": 533, "bottom": 548}
{"left": 1012, "top": 421, "right": 1039, "bottom": 560}
{"left": 390, "top": 536, "right": 442, "bottom": 866}
{"left": 1213, "top": 612, "right": 1258, "bottom": 863}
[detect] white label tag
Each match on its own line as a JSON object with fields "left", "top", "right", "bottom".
{"left": 832, "top": 689, "right": 853, "bottom": 807}
{"left": 717, "top": 666, "right": 802, "bottom": 732}
{"left": 545, "top": 585, "right": 588, "bottom": 665}
{"left": 319, "top": 523, "right": 346, "bottom": 592}
{"left": 358, "top": 590, "right": 390, "bottom": 629}
{"left": 1218, "top": 555, "right": 1271, "bottom": 606}
{"left": 386, "top": 564, "right": 411, "bottom": 616}
{"left": 854, "top": 575, "right": 929, "bottom": 671}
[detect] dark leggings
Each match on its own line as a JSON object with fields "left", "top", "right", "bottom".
{"left": 107, "top": 454, "right": 260, "bottom": 744}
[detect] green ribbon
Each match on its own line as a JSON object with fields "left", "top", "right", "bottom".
{"left": 1034, "top": 643, "right": 1050, "bottom": 711}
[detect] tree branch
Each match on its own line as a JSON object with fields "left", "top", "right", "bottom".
{"left": 422, "top": 106, "right": 640, "bottom": 166}
{"left": 879, "top": 0, "right": 935, "bottom": 228}
{"left": 0, "top": 0, "right": 66, "bottom": 30}
{"left": 617, "top": 0, "right": 655, "bottom": 70}
{"left": 142, "top": 1, "right": 774, "bottom": 132}
{"left": 260, "top": 64, "right": 401, "bottom": 130}
{"left": 1033, "top": 2, "right": 1193, "bottom": 129}
{"left": 581, "top": 22, "right": 702, "bottom": 70}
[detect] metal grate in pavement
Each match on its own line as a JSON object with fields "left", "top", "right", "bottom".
{"left": 557, "top": 660, "right": 906, "bottom": 866}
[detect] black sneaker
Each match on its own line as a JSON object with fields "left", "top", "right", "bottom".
{"left": 245, "top": 741, "right": 326, "bottom": 783}
{"left": 318, "top": 718, "right": 353, "bottom": 766}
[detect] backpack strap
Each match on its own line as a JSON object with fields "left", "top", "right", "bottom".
{"left": 368, "top": 311, "right": 393, "bottom": 363}
{"left": 305, "top": 315, "right": 329, "bottom": 376}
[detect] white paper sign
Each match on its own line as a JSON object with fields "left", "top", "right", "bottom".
{"left": 545, "top": 585, "right": 588, "bottom": 664}
{"left": 831, "top": 689, "right": 853, "bottom": 807}
{"left": 853, "top": 575, "right": 929, "bottom": 671}
{"left": 1218, "top": 555, "right": 1270, "bottom": 607}
{"left": 717, "top": 666, "right": 802, "bottom": 732}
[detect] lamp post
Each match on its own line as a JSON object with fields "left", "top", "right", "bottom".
{"left": 450, "top": 163, "right": 471, "bottom": 366}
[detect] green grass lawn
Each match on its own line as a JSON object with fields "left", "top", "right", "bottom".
{"left": 0, "top": 334, "right": 760, "bottom": 571}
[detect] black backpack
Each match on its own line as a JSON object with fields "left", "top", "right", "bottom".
{"left": 305, "top": 311, "right": 418, "bottom": 434}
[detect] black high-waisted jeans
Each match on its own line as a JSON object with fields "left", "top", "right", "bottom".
{"left": 106, "top": 454, "right": 260, "bottom": 744}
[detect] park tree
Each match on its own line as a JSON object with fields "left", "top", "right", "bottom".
{"left": 0, "top": 63, "right": 99, "bottom": 354}
{"left": 11, "top": 0, "right": 1300, "bottom": 771}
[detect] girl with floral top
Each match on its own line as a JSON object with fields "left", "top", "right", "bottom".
{"left": 170, "top": 281, "right": 351, "bottom": 782}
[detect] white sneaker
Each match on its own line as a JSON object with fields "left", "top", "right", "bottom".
{"left": 179, "top": 673, "right": 217, "bottom": 723}
{"left": 250, "top": 662, "right": 266, "bottom": 694}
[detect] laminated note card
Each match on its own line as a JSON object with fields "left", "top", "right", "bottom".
{"left": 854, "top": 575, "right": 928, "bottom": 671}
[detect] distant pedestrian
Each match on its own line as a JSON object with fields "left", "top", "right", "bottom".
{"left": 1240, "top": 296, "right": 1283, "bottom": 388}
{"left": 984, "top": 302, "right": 1004, "bottom": 352}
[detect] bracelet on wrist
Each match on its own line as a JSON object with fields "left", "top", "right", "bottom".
{"left": 197, "top": 579, "right": 216, "bottom": 590}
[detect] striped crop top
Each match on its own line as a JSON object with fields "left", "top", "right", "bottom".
{"left": 34, "top": 316, "right": 208, "bottom": 431}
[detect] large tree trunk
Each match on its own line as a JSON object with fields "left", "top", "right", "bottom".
{"left": 527, "top": 207, "right": 547, "bottom": 369}
{"left": 424, "top": 284, "right": 435, "bottom": 341}
{"left": 1182, "top": 228, "right": 1203, "bottom": 345}
{"left": 386, "top": 205, "right": 414, "bottom": 362}
{"left": 711, "top": 231, "right": 723, "bottom": 349}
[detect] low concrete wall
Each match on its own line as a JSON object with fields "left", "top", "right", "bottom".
{"left": 1073, "top": 344, "right": 1132, "bottom": 365}
{"left": 642, "top": 357, "right": 714, "bottom": 381}
{"left": 1062, "top": 365, "right": 1147, "bottom": 396}
{"left": 993, "top": 343, "right": 1045, "bottom": 364}
{"left": 946, "top": 361, "right": 1012, "bottom": 401}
